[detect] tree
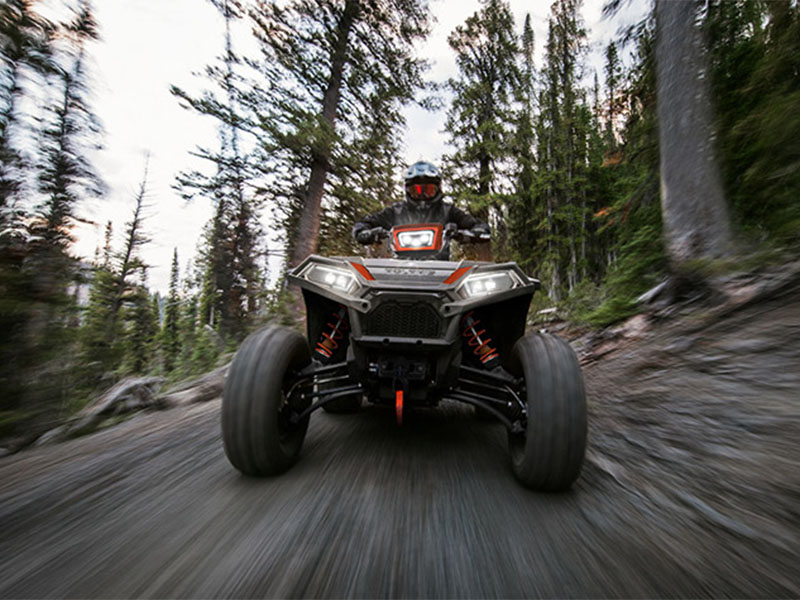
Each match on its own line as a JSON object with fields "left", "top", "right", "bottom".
{"left": 162, "top": 248, "right": 181, "bottom": 372}
{"left": 173, "top": 0, "right": 265, "bottom": 340}
{"left": 704, "top": 0, "right": 800, "bottom": 244}
{"left": 532, "top": 0, "right": 589, "bottom": 300}
{"left": 444, "top": 0, "right": 520, "bottom": 225}
{"left": 23, "top": 0, "right": 104, "bottom": 352}
{"left": 0, "top": 0, "right": 55, "bottom": 217}
{"left": 604, "top": 40, "right": 622, "bottom": 149}
{"left": 654, "top": 0, "right": 732, "bottom": 267}
{"left": 508, "top": 13, "right": 537, "bottom": 269}
{"left": 249, "top": 0, "right": 432, "bottom": 267}
{"left": 79, "top": 159, "right": 150, "bottom": 378}
{"left": 121, "top": 271, "right": 158, "bottom": 374}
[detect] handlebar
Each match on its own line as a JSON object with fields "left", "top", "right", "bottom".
{"left": 446, "top": 228, "right": 491, "bottom": 244}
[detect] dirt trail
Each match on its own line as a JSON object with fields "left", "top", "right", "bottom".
{"left": 0, "top": 278, "right": 798, "bottom": 598}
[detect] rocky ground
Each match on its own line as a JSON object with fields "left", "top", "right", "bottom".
{"left": 0, "top": 265, "right": 798, "bottom": 598}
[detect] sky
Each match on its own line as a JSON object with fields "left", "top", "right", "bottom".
{"left": 69, "top": 0, "right": 648, "bottom": 293}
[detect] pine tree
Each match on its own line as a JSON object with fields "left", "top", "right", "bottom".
{"left": 178, "top": 293, "right": 199, "bottom": 373}
{"left": 249, "top": 0, "right": 432, "bottom": 267}
{"left": 173, "top": 0, "right": 265, "bottom": 341}
{"left": 444, "top": 0, "right": 520, "bottom": 228}
{"left": 532, "top": 0, "right": 589, "bottom": 300}
{"left": 121, "top": 270, "right": 158, "bottom": 375}
{"left": 508, "top": 13, "right": 537, "bottom": 270}
{"left": 705, "top": 0, "right": 800, "bottom": 244}
{"left": 25, "top": 0, "right": 105, "bottom": 347}
{"left": 79, "top": 160, "right": 150, "bottom": 379}
{"left": 585, "top": 14, "right": 667, "bottom": 326}
{"left": 603, "top": 41, "right": 622, "bottom": 149}
{"left": 0, "top": 0, "right": 55, "bottom": 218}
{"left": 318, "top": 90, "right": 403, "bottom": 257}
{"left": 162, "top": 248, "right": 181, "bottom": 372}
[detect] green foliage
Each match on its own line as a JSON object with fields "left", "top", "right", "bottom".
{"left": 120, "top": 280, "right": 158, "bottom": 374}
{"left": 161, "top": 248, "right": 181, "bottom": 371}
{"left": 190, "top": 325, "right": 221, "bottom": 374}
{"left": 706, "top": 0, "right": 800, "bottom": 246}
{"left": 249, "top": 0, "right": 432, "bottom": 263}
{"left": 444, "top": 0, "right": 520, "bottom": 224}
{"left": 173, "top": 0, "right": 267, "bottom": 343}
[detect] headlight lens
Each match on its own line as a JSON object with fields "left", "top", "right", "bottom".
{"left": 396, "top": 229, "right": 435, "bottom": 248}
{"left": 458, "top": 271, "right": 517, "bottom": 298}
{"left": 304, "top": 264, "right": 359, "bottom": 294}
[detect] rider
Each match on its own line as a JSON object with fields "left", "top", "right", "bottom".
{"left": 352, "top": 160, "right": 489, "bottom": 260}
{"left": 349, "top": 160, "right": 500, "bottom": 369}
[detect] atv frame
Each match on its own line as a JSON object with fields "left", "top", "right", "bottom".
{"left": 221, "top": 229, "right": 588, "bottom": 491}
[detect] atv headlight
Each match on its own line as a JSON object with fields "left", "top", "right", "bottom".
{"left": 458, "top": 270, "right": 518, "bottom": 298}
{"left": 396, "top": 229, "right": 435, "bottom": 249}
{"left": 304, "top": 264, "right": 359, "bottom": 294}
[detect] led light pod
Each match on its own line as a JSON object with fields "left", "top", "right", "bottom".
{"left": 304, "top": 264, "right": 359, "bottom": 294}
{"left": 457, "top": 270, "right": 519, "bottom": 298}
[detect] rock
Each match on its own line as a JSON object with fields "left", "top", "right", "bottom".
{"left": 82, "top": 376, "right": 166, "bottom": 417}
{"left": 159, "top": 364, "right": 229, "bottom": 407}
{"left": 34, "top": 426, "right": 68, "bottom": 447}
{"left": 621, "top": 314, "right": 649, "bottom": 339}
{"left": 35, "top": 377, "right": 166, "bottom": 446}
{"left": 0, "top": 446, "right": 11, "bottom": 459}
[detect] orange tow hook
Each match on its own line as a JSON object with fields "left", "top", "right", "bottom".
{"left": 395, "top": 389, "right": 404, "bottom": 426}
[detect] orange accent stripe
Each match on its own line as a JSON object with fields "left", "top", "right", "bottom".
{"left": 349, "top": 261, "right": 375, "bottom": 281}
{"left": 444, "top": 266, "right": 472, "bottom": 284}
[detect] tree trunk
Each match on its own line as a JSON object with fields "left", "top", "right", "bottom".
{"left": 655, "top": 0, "right": 732, "bottom": 267}
{"left": 289, "top": 0, "right": 359, "bottom": 268}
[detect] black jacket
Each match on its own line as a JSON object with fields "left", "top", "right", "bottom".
{"left": 352, "top": 198, "right": 485, "bottom": 236}
{"left": 352, "top": 198, "right": 487, "bottom": 260}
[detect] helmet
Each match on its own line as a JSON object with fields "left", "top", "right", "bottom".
{"left": 404, "top": 160, "right": 442, "bottom": 204}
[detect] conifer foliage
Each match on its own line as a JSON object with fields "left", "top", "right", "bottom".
{"left": 444, "top": 0, "right": 520, "bottom": 225}
{"left": 172, "top": 0, "right": 265, "bottom": 343}
{"left": 1, "top": 0, "right": 800, "bottom": 441}
{"left": 248, "top": 0, "right": 432, "bottom": 266}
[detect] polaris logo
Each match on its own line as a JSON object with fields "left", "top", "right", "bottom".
{"left": 384, "top": 268, "right": 432, "bottom": 275}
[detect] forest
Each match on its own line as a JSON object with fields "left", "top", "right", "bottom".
{"left": 1, "top": 0, "right": 798, "bottom": 441}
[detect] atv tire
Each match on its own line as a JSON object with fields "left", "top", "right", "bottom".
{"left": 222, "top": 326, "right": 311, "bottom": 476}
{"left": 507, "top": 332, "right": 587, "bottom": 491}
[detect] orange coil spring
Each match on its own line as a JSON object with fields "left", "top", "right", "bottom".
{"left": 316, "top": 307, "right": 349, "bottom": 358}
{"left": 461, "top": 311, "right": 499, "bottom": 364}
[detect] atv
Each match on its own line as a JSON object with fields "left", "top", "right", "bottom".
{"left": 221, "top": 224, "right": 587, "bottom": 491}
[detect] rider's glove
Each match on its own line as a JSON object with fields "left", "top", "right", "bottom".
{"left": 471, "top": 223, "right": 490, "bottom": 235}
{"left": 356, "top": 226, "right": 387, "bottom": 244}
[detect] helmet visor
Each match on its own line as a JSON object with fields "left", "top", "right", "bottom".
{"left": 407, "top": 182, "right": 439, "bottom": 202}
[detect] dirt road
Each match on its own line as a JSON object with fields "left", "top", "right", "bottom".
{"left": 1, "top": 279, "right": 798, "bottom": 598}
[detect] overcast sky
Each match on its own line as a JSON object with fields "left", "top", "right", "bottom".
{"left": 70, "top": 0, "right": 648, "bottom": 293}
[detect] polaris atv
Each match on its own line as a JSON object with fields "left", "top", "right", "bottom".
{"left": 221, "top": 224, "right": 587, "bottom": 491}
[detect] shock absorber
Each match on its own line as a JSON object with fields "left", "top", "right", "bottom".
{"left": 314, "top": 305, "right": 349, "bottom": 363}
{"left": 461, "top": 311, "right": 500, "bottom": 369}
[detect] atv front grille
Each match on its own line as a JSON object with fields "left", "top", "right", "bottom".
{"left": 362, "top": 301, "right": 442, "bottom": 339}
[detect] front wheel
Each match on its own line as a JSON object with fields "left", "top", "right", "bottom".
{"left": 221, "top": 326, "right": 311, "bottom": 476}
{"left": 507, "top": 333, "right": 587, "bottom": 491}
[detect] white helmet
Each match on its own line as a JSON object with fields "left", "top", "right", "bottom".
{"left": 404, "top": 160, "right": 442, "bottom": 204}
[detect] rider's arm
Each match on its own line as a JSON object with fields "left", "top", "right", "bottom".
{"left": 352, "top": 204, "right": 396, "bottom": 242}
{"left": 448, "top": 204, "right": 489, "bottom": 233}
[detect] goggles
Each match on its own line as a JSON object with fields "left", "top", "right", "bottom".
{"left": 406, "top": 182, "right": 439, "bottom": 201}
